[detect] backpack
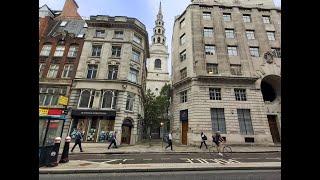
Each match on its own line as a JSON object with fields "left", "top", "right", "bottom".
{"left": 202, "top": 134, "right": 207, "bottom": 140}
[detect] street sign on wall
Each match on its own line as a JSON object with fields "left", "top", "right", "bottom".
{"left": 58, "top": 96, "right": 68, "bottom": 105}
{"left": 39, "top": 108, "right": 48, "bottom": 116}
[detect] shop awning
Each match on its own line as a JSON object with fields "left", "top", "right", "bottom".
{"left": 39, "top": 115, "right": 66, "bottom": 120}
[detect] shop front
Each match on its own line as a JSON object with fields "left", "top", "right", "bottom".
{"left": 70, "top": 109, "right": 116, "bottom": 143}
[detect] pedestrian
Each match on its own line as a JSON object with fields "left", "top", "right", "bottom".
{"left": 199, "top": 132, "right": 208, "bottom": 149}
{"left": 165, "top": 131, "right": 173, "bottom": 150}
{"left": 108, "top": 131, "right": 118, "bottom": 149}
{"left": 70, "top": 129, "right": 84, "bottom": 152}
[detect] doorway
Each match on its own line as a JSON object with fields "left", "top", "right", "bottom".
{"left": 267, "top": 115, "right": 281, "bottom": 144}
{"left": 121, "top": 118, "right": 133, "bottom": 144}
{"left": 182, "top": 121, "right": 188, "bottom": 145}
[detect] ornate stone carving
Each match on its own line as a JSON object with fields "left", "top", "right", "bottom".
{"left": 264, "top": 51, "right": 274, "bottom": 64}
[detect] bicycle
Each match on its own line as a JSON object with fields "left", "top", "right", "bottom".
{"left": 209, "top": 141, "right": 232, "bottom": 157}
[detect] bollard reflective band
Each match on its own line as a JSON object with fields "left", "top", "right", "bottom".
{"left": 54, "top": 137, "right": 62, "bottom": 143}
{"left": 65, "top": 136, "right": 72, "bottom": 142}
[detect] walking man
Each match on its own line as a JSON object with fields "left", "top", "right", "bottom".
{"left": 71, "top": 129, "right": 83, "bottom": 152}
{"left": 108, "top": 131, "right": 118, "bottom": 149}
{"left": 165, "top": 131, "right": 173, "bottom": 150}
{"left": 199, "top": 132, "right": 208, "bottom": 149}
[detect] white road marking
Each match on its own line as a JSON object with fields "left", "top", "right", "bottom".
{"left": 266, "top": 158, "right": 281, "bottom": 160}
{"left": 143, "top": 159, "right": 152, "bottom": 160}
{"left": 180, "top": 158, "right": 194, "bottom": 163}
{"left": 102, "top": 159, "right": 122, "bottom": 163}
{"left": 232, "top": 158, "right": 242, "bottom": 159}
{"left": 123, "top": 159, "right": 134, "bottom": 162}
{"left": 248, "top": 158, "right": 259, "bottom": 159}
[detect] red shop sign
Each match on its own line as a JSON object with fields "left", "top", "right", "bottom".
{"left": 48, "top": 109, "right": 62, "bottom": 115}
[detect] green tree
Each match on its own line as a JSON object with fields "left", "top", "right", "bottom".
{"left": 143, "top": 84, "right": 172, "bottom": 137}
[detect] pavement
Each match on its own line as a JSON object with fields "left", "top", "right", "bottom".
{"left": 39, "top": 141, "right": 281, "bottom": 174}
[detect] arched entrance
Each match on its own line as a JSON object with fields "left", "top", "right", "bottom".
{"left": 121, "top": 117, "right": 133, "bottom": 144}
{"left": 260, "top": 75, "right": 281, "bottom": 144}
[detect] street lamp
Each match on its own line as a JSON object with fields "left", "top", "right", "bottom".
{"left": 160, "top": 122, "right": 164, "bottom": 148}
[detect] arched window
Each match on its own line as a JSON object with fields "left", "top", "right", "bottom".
{"left": 155, "top": 59, "right": 161, "bottom": 69}
{"left": 101, "top": 90, "right": 117, "bottom": 109}
{"left": 78, "top": 90, "right": 95, "bottom": 108}
{"left": 158, "top": 29, "right": 161, "bottom": 33}
{"left": 126, "top": 93, "right": 135, "bottom": 111}
{"left": 155, "top": 29, "right": 156, "bottom": 34}
{"left": 153, "top": 38, "right": 155, "bottom": 43}
{"left": 163, "top": 39, "right": 165, "bottom": 44}
{"left": 157, "top": 37, "right": 160, "bottom": 43}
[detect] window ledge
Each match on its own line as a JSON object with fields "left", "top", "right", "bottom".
{"left": 89, "top": 56, "right": 101, "bottom": 58}
{"left": 93, "top": 37, "right": 105, "bottom": 39}
{"left": 113, "top": 37, "right": 124, "bottom": 40}
{"left": 110, "top": 56, "right": 121, "bottom": 59}
{"left": 124, "top": 110, "right": 134, "bottom": 113}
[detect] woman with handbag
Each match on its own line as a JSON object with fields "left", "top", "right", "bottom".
{"left": 199, "top": 132, "right": 208, "bottom": 149}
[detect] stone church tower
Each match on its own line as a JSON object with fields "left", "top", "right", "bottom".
{"left": 146, "top": 1, "right": 170, "bottom": 97}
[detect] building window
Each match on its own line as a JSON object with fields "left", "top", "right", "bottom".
{"left": 180, "top": 19, "right": 185, "bottom": 29}
{"left": 230, "top": 65, "right": 242, "bottom": 75}
{"left": 87, "top": 64, "right": 98, "bottom": 79}
{"left": 53, "top": 46, "right": 65, "bottom": 57}
{"left": 39, "top": 64, "right": 46, "bottom": 78}
{"left": 62, "top": 65, "right": 73, "bottom": 78}
{"left": 114, "top": 31, "right": 124, "bottom": 38}
{"left": 207, "top": 63, "right": 218, "bottom": 74}
{"left": 271, "top": 48, "right": 281, "bottom": 58}
{"left": 180, "top": 91, "right": 187, "bottom": 103}
{"left": 223, "top": 13, "right": 231, "bottom": 21}
{"left": 235, "top": 89, "right": 247, "bottom": 101}
{"left": 131, "top": 50, "right": 140, "bottom": 63}
{"left": 39, "top": 87, "right": 67, "bottom": 106}
{"left": 180, "top": 34, "right": 186, "bottom": 45}
{"left": 128, "top": 68, "right": 139, "bottom": 83}
{"left": 60, "top": 21, "right": 68, "bottom": 27}
{"left": 111, "top": 46, "right": 121, "bottom": 58}
{"left": 225, "top": 29, "right": 235, "bottom": 38}
{"left": 155, "top": 59, "right": 161, "bottom": 69}
{"left": 242, "top": 14, "right": 251, "bottom": 23}
{"left": 67, "top": 45, "right": 78, "bottom": 57}
{"left": 47, "top": 64, "right": 59, "bottom": 78}
{"left": 205, "top": 45, "right": 216, "bottom": 55}
{"left": 209, "top": 88, "right": 221, "bottom": 100}
{"left": 249, "top": 47, "right": 260, "bottom": 57}
{"left": 246, "top": 30, "right": 255, "bottom": 40}
{"left": 237, "top": 109, "right": 254, "bottom": 135}
{"left": 133, "top": 35, "right": 142, "bottom": 44}
{"left": 78, "top": 89, "right": 95, "bottom": 108}
{"left": 203, "top": 12, "right": 211, "bottom": 20}
{"left": 227, "top": 46, "right": 238, "bottom": 56}
{"left": 180, "top": 67, "right": 187, "bottom": 79}
{"left": 180, "top": 50, "right": 186, "bottom": 61}
{"left": 107, "top": 65, "right": 118, "bottom": 80}
{"left": 40, "top": 44, "right": 52, "bottom": 56}
{"left": 262, "top": 16, "right": 271, "bottom": 24}
{"left": 267, "top": 31, "right": 275, "bottom": 40}
{"left": 126, "top": 93, "right": 135, "bottom": 111}
{"left": 204, "top": 28, "right": 214, "bottom": 37}
{"left": 95, "top": 30, "right": 105, "bottom": 38}
{"left": 91, "top": 45, "right": 102, "bottom": 57}
{"left": 101, "top": 90, "right": 117, "bottom": 109}
{"left": 211, "top": 108, "right": 226, "bottom": 134}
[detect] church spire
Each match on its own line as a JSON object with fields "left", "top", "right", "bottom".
{"left": 152, "top": 0, "right": 166, "bottom": 45}
{"left": 157, "top": 0, "right": 163, "bottom": 20}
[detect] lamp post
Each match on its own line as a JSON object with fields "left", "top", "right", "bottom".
{"left": 160, "top": 122, "right": 164, "bottom": 148}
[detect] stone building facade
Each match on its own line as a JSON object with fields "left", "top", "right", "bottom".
{"left": 171, "top": 0, "right": 281, "bottom": 145}
{"left": 68, "top": 15, "right": 149, "bottom": 145}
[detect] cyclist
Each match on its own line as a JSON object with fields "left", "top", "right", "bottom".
{"left": 212, "top": 131, "right": 225, "bottom": 156}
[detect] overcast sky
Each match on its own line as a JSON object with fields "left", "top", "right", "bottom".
{"left": 39, "top": 0, "right": 281, "bottom": 75}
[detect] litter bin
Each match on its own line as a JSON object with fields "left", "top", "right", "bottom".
{"left": 39, "top": 116, "right": 65, "bottom": 167}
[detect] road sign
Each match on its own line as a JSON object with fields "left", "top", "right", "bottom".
{"left": 58, "top": 96, "right": 68, "bottom": 105}
{"left": 39, "top": 108, "right": 49, "bottom": 116}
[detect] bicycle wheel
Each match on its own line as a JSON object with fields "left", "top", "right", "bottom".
{"left": 209, "top": 146, "right": 218, "bottom": 157}
{"left": 223, "top": 146, "right": 232, "bottom": 157}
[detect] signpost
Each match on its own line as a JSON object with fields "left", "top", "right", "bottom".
{"left": 39, "top": 108, "right": 49, "bottom": 116}
{"left": 58, "top": 96, "right": 68, "bottom": 106}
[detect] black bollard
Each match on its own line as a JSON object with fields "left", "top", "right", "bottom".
{"left": 47, "top": 137, "right": 61, "bottom": 167}
{"left": 59, "top": 136, "right": 71, "bottom": 163}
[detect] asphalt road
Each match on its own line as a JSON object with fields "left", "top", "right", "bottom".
{"left": 68, "top": 152, "right": 281, "bottom": 164}
{"left": 39, "top": 170, "right": 281, "bottom": 180}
